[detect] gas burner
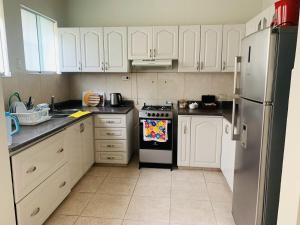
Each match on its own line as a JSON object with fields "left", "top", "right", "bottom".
{"left": 139, "top": 104, "right": 173, "bottom": 119}
{"left": 142, "top": 105, "right": 172, "bottom": 111}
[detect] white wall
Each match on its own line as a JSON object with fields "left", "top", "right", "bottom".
{"left": 1, "top": 0, "right": 70, "bottom": 109}
{"left": 277, "top": 18, "right": 300, "bottom": 225}
{"left": 262, "top": 0, "right": 275, "bottom": 9}
{"left": 63, "top": 0, "right": 262, "bottom": 27}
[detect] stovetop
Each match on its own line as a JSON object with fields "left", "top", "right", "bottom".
{"left": 139, "top": 104, "right": 173, "bottom": 119}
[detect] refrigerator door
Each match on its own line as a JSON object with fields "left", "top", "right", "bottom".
{"left": 240, "top": 28, "right": 277, "bottom": 103}
{"left": 232, "top": 98, "right": 272, "bottom": 225}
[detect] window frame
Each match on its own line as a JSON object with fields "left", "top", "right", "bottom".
{"left": 20, "top": 5, "right": 60, "bottom": 75}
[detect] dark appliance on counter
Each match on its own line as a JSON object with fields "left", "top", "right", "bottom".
{"left": 139, "top": 104, "right": 174, "bottom": 170}
{"left": 110, "top": 93, "right": 122, "bottom": 107}
{"left": 201, "top": 95, "right": 218, "bottom": 109}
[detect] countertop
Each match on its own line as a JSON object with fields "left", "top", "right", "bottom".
{"left": 9, "top": 101, "right": 134, "bottom": 156}
{"left": 177, "top": 101, "right": 233, "bottom": 122}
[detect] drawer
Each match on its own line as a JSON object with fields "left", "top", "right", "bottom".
{"left": 95, "top": 128, "right": 127, "bottom": 140}
{"left": 95, "top": 140, "right": 127, "bottom": 152}
{"left": 16, "top": 164, "right": 70, "bottom": 225}
{"left": 12, "top": 132, "right": 66, "bottom": 203}
{"left": 94, "top": 114, "right": 126, "bottom": 128}
{"left": 95, "top": 152, "right": 127, "bottom": 164}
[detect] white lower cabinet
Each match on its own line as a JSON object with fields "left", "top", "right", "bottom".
{"left": 177, "top": 116, "right": 222, "bottom": 168}
{"left": 65, "top": 117, "right": 94, "bottom": 188}
{"left": 94, "top": 111, "right": 133, "bottom": 164}
{"left": 221, "top": 118, "right": 236, "bottom": 191}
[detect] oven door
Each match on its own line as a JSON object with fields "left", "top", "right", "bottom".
{"left": 139, "top": 118, "right": 173, "bottom": 150}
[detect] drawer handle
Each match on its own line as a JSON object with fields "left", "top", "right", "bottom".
{"left": 225, "top": 124, "right": 230, "bottom": 134}
{"left": 30, "top": 207, "right": 40, "bottom": 217}
{"left": 59, "top": 181, "right": 67, "bottom": 188}
{"left": 57, "top": 148, "right": 64, "bottom": 153}
{"left": 106, "top": 121, "right": 115, "bottom": 124}
{"left": 107, "top": 156, "right": 115, "bottom": 160}
{"left": 107, "top": 144, "right": 116, "bottom": 148}
{"left": 26, "top": 166, "right": 37, "bottom": 174}
{"left": 106, "top": 132, "right": 117, "bottom": 136}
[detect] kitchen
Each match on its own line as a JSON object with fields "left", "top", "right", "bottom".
{"left": 0, "top": 0, "right": 300, "bottom": 225}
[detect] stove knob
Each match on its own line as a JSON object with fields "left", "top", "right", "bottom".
{"left": 165, "top": 113, "right": 169, "bottom": 117}
{"left": 152, "top": 113, "right": 155, "bottom": 116}
{"left": 156, "top": 113, "right": 160, "bottom": 117}
{"left": 147, "top": 113, "right": 151, "bottom": 117}
{"left": 161, "top": 113, "right": 165, "bottom": 117}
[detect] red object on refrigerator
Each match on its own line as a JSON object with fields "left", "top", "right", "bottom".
{"left": 273, "top": 0, "right": 300, "bottom": 26}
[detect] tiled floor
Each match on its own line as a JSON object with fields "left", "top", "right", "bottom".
{"left": 44, "top": 155, "right": 236, "bottom": 225}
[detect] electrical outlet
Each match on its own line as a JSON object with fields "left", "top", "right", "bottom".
{"left": 121, "top": 75, "right": 130, "bottom": 81}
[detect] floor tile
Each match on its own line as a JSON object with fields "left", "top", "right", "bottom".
{"left": 172, "top": 169, "right": 205, "bottom": 185}
{"left": 109, "top": 167, "right": 140, "bottom": 179}
{"left": 73, "top": 175, "right": 106, "bottom": 193}
{"left": 122, "top": 220, "right": 169, "bottom": 225}
{"left": 86, "top": 166, "right": 112, "bottom": 177}
{"left": 81, "top": 194, "right": 131, "bottom": 219}
{"left": 211, "top": 201, "right": 233, "bottom": 214}
{"left": 97, "top": 177, "right": 137, "bottom": 196}
{"left": 206, "top": 183, "right": 232, "bottom": 202}
{"left": 134, "top": 182, "right": 171, "bottom": 198}
{"left": 171, "top": 181, "right": 209, "bottom": 201}
{"left": 125, "top": 196, "right": 170, "bottom": 223}
{"left": 75, "top": 217, "right": 122, "bottom": 225}
{"left": 214, "top": 212, "right": 236, "bottom": 225}
{"left": 204, "top": 171, "right": 226, "bottom": 184}
{"left": 43, "top": 215, "right": 78, "bottom": 225}
{"left": 170, "top": 198, "right": 216, "bottom": 225}
{"left": 138, "top": 169, "right": 171, "bottom": 186}
{"left": 55, "top": 192, "right": 93, "bottom": 216}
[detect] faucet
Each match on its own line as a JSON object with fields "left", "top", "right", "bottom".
{"left": 50, "top": 96, "right": 55, "bottom": 112}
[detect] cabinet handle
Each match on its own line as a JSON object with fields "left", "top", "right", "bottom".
{"left": 105, "top": 62, "right": 108, "bottom": 71}
{"left": 30, "top": 207, "right": 40, "bottom": 217}
{"left": 196, "top": 61, "right": 200, "bottom": 71}
{"left": 107, "top": 156, "right": 115, "bottom": 160}
{"left": 80, "top": 123, "right": 85, "bottom": 133}
{"left": 101, "top": 62, "right": 104, "bottom": 71}
{"left": 153, "top": 49, "right": 156, "bottom": 58}
{"left": 78, "top": 62, "right": 82, "bottom": 71}
{"left": 106, "top": 120, "right": 115, "bottom": 124}
{"left": 225, "top": 124, "right": 230, "bottom": 134}
{"left": 107, "top": 144, "right": 115, "bottom": 148}
{"left": 57, "top": 148, "right": 64, "bottom": 153}
{"left": 26, "top": 166, "right": 37, "bottom": 174}
{"left": 150, "top": 49, "right": 152, "bottom": 58}
{"left": 59, "top": 181, "right": 67, "bottom": 188}
{"left": 183, "top": 125, "right": 187, "bottom": 134}
{"left": 106, "top": 132, "right": 116, "bottom": 136}
{"left": 223, "top": 61, "right": 226, "bottom": 71}
{"left": 200, "top": 62, "right": 204, "bottom": 70}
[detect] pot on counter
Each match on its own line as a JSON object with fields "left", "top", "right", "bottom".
{"left": 110, "top": 93, "right": 123, "bottom": 107}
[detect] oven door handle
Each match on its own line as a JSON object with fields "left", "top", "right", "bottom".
{"left": 140, "top": 119, "right": 172, "bottom": 124}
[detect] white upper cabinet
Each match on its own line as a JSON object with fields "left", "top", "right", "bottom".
{"left": 58, "top": 28, "right": 81, "bottom": 72}
{"left": 104, "top": 27, "right": 128, "bottom": 72}
{"left": 200, "top": 25, "right": 223, "bottom": 72}
{"left": 222, "top": 24, "right": 245, "bottom": 72}
{"left": 178, "top": 25, "right": 201, "bottom": 72}
{"left": 80, "top": 28, "right": 104, "bottom": 72}
{"left": 190, "top": 116, "right": 222, "bottom": 168}
{"left": 128, "top": 27, "right": 153, "bottom": 60}
{"left": 153, "top": 26, "right": 178, "bottom": 59}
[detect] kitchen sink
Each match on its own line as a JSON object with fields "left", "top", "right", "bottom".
{"left": 51, "top": 109, "right": 80, "bottom": 118}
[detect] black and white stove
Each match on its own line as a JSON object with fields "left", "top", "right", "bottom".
{"left": 138, "top": 103, "right": 174, "bottom": 170}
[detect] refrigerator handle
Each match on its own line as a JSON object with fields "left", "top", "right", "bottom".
{"left": 233, "top": 56, "right": 241, "bottom": 95}
{"left": 231, "top": 97, "right": 240, "bottom": 141}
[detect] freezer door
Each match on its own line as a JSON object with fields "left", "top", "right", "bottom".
{"left": 232, "top": 98, "right": 271, "bottom": 225}
{"left": 240, "top": 28, "right": 276, "bottom": 103}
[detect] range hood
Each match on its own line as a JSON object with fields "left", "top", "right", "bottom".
{"left": 131, "top": 59, "right": 172, "bottom": 67}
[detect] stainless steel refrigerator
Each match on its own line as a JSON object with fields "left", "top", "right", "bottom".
{"left": 231, "top": 27, "right": 298, "bottom": 225}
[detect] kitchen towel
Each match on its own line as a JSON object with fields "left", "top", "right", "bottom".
{"left": 143, "top": 119, "right": 168, "bottom": 142}
{"left": 69, "top": 111, "right": 91, "bottom": 118}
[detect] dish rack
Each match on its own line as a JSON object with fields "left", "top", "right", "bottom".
{"left": 12, "top": 108, "right": 51, "bottom": 126}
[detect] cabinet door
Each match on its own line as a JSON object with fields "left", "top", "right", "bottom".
{"left": 177, "top": 116, "right": 191, "bottom": 166}
{"left": 104, "top": 27, "right": 128, "bottom": 72}
{"left": 81, "top": 117, "right": 95, "bottom": 174}
{"left": 128, "top": 27, "right": 152, "bottom": 60}
{"left": 64, "top": 123, "right": 82, "bottom": 188}
{"left": 153, "top": 26, "right": 178, "bottom": 59}
{"left": 58, "top": 28, "right": 81, "bottom": 72}
{"left": 200, "top": 25, "right": 223, "bottom": 72}
{"left": 221, "top": 119, "right": 236, "bottom": 192}
{"left": 222, "top": 25, "right": 245, "bottom": 72}
{"left": 80, "top": 27, "right": 104, "bottom": 72}
{"left": 190, "top": 116, "right": 222, "bottom": 168}
{"left": 178, "top": 25, "right": 201, "bottom": 72}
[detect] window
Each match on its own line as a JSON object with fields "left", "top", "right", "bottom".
{"left": 21, "top": 7, "right": 59, "bottom": 73}
{"left": 0, "top": 0, "right": 10, "bottom": 76}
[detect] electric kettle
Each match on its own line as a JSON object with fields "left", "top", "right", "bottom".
{"left": 110, "top": 93, "right": 122, "bottom": 107}
{"left": 5, "top": 112, "right": 20, "bottom": 145}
